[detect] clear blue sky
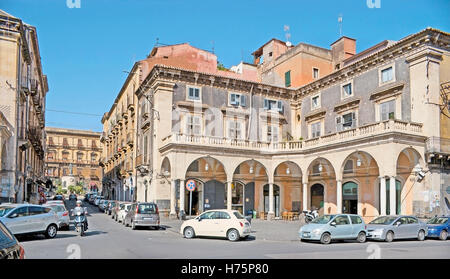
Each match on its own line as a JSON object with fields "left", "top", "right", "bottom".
{"left": 2, "top": 0, "right": 449, "bottom": 132}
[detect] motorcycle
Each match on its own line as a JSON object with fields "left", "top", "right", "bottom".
{"left": 72, "top": 207, "right": 88, "bottom": 236}
{"left": 303, "top": 209, "right": 319, "bottom": 223}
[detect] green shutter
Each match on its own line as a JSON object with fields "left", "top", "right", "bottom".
{"left": 285, "top": 70, "right": 291, "bottom": 87}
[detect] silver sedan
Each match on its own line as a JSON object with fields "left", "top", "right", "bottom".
{"left": 367, "top": 215, "right": 428, "bottom": 242}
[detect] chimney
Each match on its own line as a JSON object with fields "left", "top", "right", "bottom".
{"left": 331, "top": 36, "right": 356, "bottom": 71}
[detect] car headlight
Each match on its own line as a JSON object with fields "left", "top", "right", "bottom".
{"left": 312, "top": 229, "right": 321, "bottom": 234}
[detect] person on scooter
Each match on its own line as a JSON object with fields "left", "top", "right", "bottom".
{"left": 72, "top": 200, "right": 88, "bottom": 230}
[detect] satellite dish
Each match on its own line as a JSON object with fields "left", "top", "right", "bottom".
{"left": 286, "top": 41, "right": 292, "bottom": 47}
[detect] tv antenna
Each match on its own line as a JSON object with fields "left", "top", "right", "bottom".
{"left": 338, "top": 14, "right": 343, "bottom": 37}
{"left": 284, "top": 25, "right": 292, "bottom": 47}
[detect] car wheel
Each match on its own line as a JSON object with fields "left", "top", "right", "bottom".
{"left": 385, "top": 231, "right": 394, "bottom": 242}
{"left": 417, "top": 230, "right": 425, "bottom": 241}
{"left": 439, "top": 230, "right": 448, "bottom": 241}
{"left": 45, "top": 224, "right": 58, "bottom": 239}
{"left": 357, "top": 231, "right": 367, "bottom": 243}
{"left": 227, "top": 229, "right": 240, "bottom": 242}
{"left": 320, "top": 232, "right": 331, "bottom": 244}
{"left": 184, "top": 227, "right": 195, "bottom": 239}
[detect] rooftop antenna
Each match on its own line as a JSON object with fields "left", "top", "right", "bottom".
{"left": 211, "top": 40, "right": 215, "bottom": 54}
{"left": 284, "top": 25, "right": 292, "bottom": 47}
{"left": 155, "top": 37, "right": 159, "bottom": 47}
{"left": 338, "top": 14, "right": 343, "bottom": 37}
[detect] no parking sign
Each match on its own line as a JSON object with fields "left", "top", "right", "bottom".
{"left": 186, "top": 180, "right": 196, "bottom": 192}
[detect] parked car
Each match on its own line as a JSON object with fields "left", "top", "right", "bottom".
{"left": 0, "top": 220, "right": 25, "bottom": 259}
{"left": 89, "top": 195, "right": 97, "bottom": 204}
{"left": 367, "top": 215, "right": 428, "bottom": 242}
{"left": 43, "top": 203, "right": 70, "bottom": 230}
{"left": 68, "top": 194, "right": 77, "bottom": 201}
{"left": 94, "top": 196, "right": 104, "bottom": 206}
{"left": 0, "top": 204, "right": 59, "bottom": 239}
{"left": 118, "top": 203, "right": 132, "bottom": 224}
{"left": 112, "top": 202, "right": 128, "bottom": 221}
{"left": 299, "top": 214, "right": 367, "bottom": 244}
{"left": 98, "top": 200, "right": 109, "bottom": 212}
{"left": 105, "top": 201, "right": 117, "bottom": 215}
{"left": 53, "top": 195, "right": 64, "bottom": 201}
{"left": 180, "top": 209, "right": 251, "bottom": 241}
{"left": 426, "top": 216, "right": 449, "bottom": 240}
{"left": 124, "top": 202, "right": 160, "bottom": 230}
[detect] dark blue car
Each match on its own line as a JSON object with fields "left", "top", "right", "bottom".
{"left": 426, "top": 216, "right": 449, "bottom": 240}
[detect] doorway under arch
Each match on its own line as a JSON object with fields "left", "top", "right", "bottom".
{"left": 310, "top": 184, "right": 324, "bottom": 211}
{"left": 342, "top": 181, "right": 358, "bottom": 214}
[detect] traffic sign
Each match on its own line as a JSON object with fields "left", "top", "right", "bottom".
{"left": 186, "top": 180, "right": 196, "bottom": 192}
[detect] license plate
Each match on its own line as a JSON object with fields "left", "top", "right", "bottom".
{"left": 144, "top": 217, "right": 153, "bottom": 220}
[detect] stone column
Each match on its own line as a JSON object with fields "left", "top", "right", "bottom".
{"left": 336, "top": 180, "right": 342, "bottom": 214}
{"left": 179, "top": 179, "right": 185, "bottom": 217}
{"left": 267, "top": 183, "right": 275, "bottom": 220}
{"left": 302, "top": 182, "right": 308, "bottom": 211}
{"left": 227, "top": 181, "right": 232, "bottom": 210}
{"left": 389, "top": 176, "right": 396, "bottom": 215}
{"left": 379, "top": 176, "right": 386, "bottom": 216}
{"left": 169, "top": 179, "right": 177, "bottom": 219}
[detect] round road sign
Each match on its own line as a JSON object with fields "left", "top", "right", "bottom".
{"left": 186, "top": 180, "right": 196, "bottom": 192}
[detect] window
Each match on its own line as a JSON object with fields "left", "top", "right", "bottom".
{"left": 285, "top": 70, "right": 291, "bottom": 87}
{"left": 350, "top": 216, "right": 363, "bottom": 224}
{"left": 186, "top": 115, "right": 201, "bottom": 135}
{"left": 228, "top": 121, "right": 242, "bottom": 139}
{"left": 217, "top": 212, "right": 231, "bottom": 219}
{"left": 267, "top": 125, "right": 279, "bottom": 142}
{"left": 311, "top": 95, "right": 320, "bottom": 110}
{"left": 230, "top": 93, "right": 246, "bottom": 107}
{"left": 29, "top": 206, "right": 48, "bottom": 216}
{"left": 187, "top": 87, "right": 200, "bottom": 101}
{"left": 77, "top": 153, "right": 83, "bottom": 161}
{"left": 342, "top": 83, "right": 353, "bottom": 98}
{"left": 336, "top": 112, "right": 356, "bottom": 132}
{"left": 380, "top": 100, "right": 395, "bottom": 121}
{"left": 344, "top": 160, "right": 354, "bottom": 174}
{"left": 311, "top": 122, "right": 321, "bottom": 138}
{"left": 313, "top": 68, "right": 319, "bottom": 79}
{"left": 11, "top": 207, "right": 28, "bottom": 217}
{"left": 407, "top": 217, "right": 418, "bottom": 224}
{"left": 264, "top": 99, "right": 284, "bottom": 113}
{"left": 334, "top": 215, "right": 350, "bottom": 225}
{"left": 381, "top": 67, "right": 394, "bottom": 83}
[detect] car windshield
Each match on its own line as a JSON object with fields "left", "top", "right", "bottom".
{"left": 0, "top": 221, "right": 15, "bottom": 245}
{"left": 138, "top": 204, "right": 156, "bottom": 214}
{"left": 0, "top": 206, "right": 14, "bottom": 217}
{"left": 311, "top": 215, "right": 335, "bottom": 224}
{"left": 233, "top": 211, "right": 245, "bottom": 219}
{"left": 427, "top": 217, "right": 448, "bottom": 224}
{"left": 369, "top": 216, "right": 398, "bottom": 225}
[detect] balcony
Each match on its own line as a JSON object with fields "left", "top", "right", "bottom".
{"left": 161, "top": 119, "right": 424, "bottom": 153}
{"left": 426, "top": 137, "right": 450, "bottom": 155}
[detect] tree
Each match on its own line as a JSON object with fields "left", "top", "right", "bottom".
{"left": 217, "top": 62, "right": 227, "bottom": 71}
{"left": 68, "top": 185, "right": 76, "bottom": 194}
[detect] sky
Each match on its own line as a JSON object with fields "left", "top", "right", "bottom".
{"left": 1, "top": 0, "right": 449, "bottom": 132}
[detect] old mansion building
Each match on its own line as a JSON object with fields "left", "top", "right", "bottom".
{"left": 101, "top": 28, "right": 450, "bottom": 221}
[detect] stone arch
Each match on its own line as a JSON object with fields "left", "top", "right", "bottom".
{"left": 396, "top": 147, "right": 424, "bottom": 215}
{"left": 160, "top": 157, "right": 171, "bottom": 177}
{"left": 340, "top": 151, "right": 380, "bottom": 218}
{"left": 273, "top": 161, "right": 303, "bottom": 213}
{"left": 305, "top": 158, "right": 336, "bottom": 214}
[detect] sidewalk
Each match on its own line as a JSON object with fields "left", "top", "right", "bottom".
{"left": 160, "top": 216, "right": 306, "bottom": 242}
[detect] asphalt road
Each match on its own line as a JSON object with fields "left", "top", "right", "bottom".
{"left": 19, "top": 200, "right": 450, "bottom": 259}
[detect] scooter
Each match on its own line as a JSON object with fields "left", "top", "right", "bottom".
{"left": 72, "top": 208, "right": 88, "bottom": 236}
{"left": 303, "top": 209, "right": 319, "bottom": 223}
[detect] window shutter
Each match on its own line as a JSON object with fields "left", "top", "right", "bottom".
{"left": 273, "top": 126, "right": 279, "bottom": 142}
{"left": 241, "top": 95, "right": 246, "bottom": 107}
{"left": 285, "top": 71, "right": 291, "bottom": 87}
{"left": 351, "top": 112, "right": 356, "bottom": 128}
{"left": 264, "top": 99, "right": 268, "bottom": 109}
{"left": 336, "top": 116, "right": 342, "bottom": 132}
{"left": 230, "top": 94, "right": 234, "bottom": 105}
{"left": 277, "top": 101, "right": 283, "bottom": 113}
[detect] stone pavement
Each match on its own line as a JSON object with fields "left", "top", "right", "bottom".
{"left": 160, "top": 216, "right": 307, "bottom": 242}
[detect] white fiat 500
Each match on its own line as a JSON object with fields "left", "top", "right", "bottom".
{"left": 180, "top": 209, "right": 251, "bottom": 241}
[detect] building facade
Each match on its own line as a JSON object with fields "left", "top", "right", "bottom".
{"left": 105, "top": 28, "right": 450, "bottom": 221}
{"left": 0, "top": 10, "right": 48, "bottom": 203}
{"left": 45, "top": 127, "right": 102, "bottom": 193}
